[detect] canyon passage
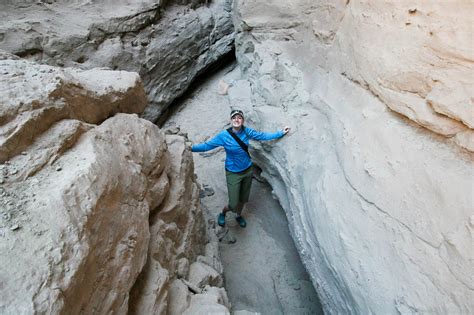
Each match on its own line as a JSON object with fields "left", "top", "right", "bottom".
{"left": 1, "top": 0, "right": 473, "bottom": 314}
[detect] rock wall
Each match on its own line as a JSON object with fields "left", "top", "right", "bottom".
{"left": 0, "top": 0, "right": 234, "bottom": 122}
{"left": 230, "top": 0, "right": 473, "bottom": 313}
{"left": 0, "top": 55, "right": 229, "bottom": 314}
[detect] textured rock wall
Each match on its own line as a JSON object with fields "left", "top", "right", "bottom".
{"left": 0, "top": 0, "right": 234, "bottom": 122}
{"left": 0, "top": 55, "right": 229, "bottom": 314}
{"left": 230, "top": 0, "right": 473, "bottom": 313}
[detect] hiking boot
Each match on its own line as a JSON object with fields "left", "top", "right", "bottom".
{"left": 235, "top": 216, "right": 247, "bottom": 228}
{"left": 217, "top": 212, "right": 226, "bottom": 227}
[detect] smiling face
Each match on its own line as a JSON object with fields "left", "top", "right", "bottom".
{"left": 231, "top": 114, "right": 244, "bottom": 129}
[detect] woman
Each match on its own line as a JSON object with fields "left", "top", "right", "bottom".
{"left": 191, "top": 109, "right": 290, "bottom": 228}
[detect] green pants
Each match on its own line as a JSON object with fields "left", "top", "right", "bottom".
{"left": 226, "top": 166, "right": 253, "bottom": 215}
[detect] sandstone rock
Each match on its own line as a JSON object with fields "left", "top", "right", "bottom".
{"left": 0, "top": 0, "right": 235, "bottom": 123}
{"left": 200, "top": 241, "right": 224, "bottom": 274}
{"left": 0, "top": 113, "right": 162, "bottom": 314}
{"left": 182, "top": 279, "right": 203, "bottom": 295}
{"left": 232, "top": 0, "right": 473, "bottom": 314}
{"left": 176, "top": 257, "right": 191, "bottom": 279}
{"left": 168, "top": 279, "right": 192, "bottom": 315}
{"left": 0, "top": 56, "right": 230, "bottom": 314}
{"left": 0, "top": 52, "right": 146, "bottom": 163}
{"left": 183, "top": 286, "right": 231, "bottom": 315}
{"left": 127, "top": 133, "right": 206, "bottom": 313}
{"left": 188, "top": 261, "right": 224, "bottom": 289}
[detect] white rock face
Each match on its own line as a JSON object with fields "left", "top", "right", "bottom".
{"left": 0, "top": 0, "right": 235, "bottom": 122}
{"left": 231, "top": 0, "right": 473, "bottom": 314}
{"left": 0, "top": 56, "right": 229, "bottom": 314}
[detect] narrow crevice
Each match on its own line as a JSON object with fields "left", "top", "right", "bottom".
{"left": 161, "top": 61, "right": 324, "bottom": 314}
{"left": 15, "top": 48, "right": 43, "bottom": 58}
{"left": 156, "top": 47, "right": 236, "bottom": 127}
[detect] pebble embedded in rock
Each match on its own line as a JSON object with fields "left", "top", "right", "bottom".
{"left": 199, "top": 186, "right": 215, "bottom": 198}
{"left": 10, "top": 224, "right": 19, "bottom": 231}
{"left": 165, "top": 126, "right": 180, "bottom": 135}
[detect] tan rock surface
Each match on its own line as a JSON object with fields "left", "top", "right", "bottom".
{"left": 232, "top": 0, "right": 474, "bottom": 313}
{"left": 0, "top": 54, "right": 146, "bottom": 163}
{"left": 1, "top": 112, "right": 160, "bottom": 314}
{"left": 0, "top": 0, "right": 235, "bottom": 122}
{"left": 0, "top": 56, "right": 229, "bottom": 314}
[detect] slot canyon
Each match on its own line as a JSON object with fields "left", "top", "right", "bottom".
{"left": 0, "top": 0, "right": 472, "bottom": 314}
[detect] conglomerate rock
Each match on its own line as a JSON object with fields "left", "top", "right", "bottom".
{"left": 0, "top": 0, "right": 235, "bottom": 122}
{"left": 230, "top": 0, "right": 473, "bottom": 314}
{"left": 0, "top": 56, "right": 229, "bottom": 314}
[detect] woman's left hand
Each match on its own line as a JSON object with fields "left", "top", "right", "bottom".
{"left": 283, "top": 126, "right": 291, "bottom": 135}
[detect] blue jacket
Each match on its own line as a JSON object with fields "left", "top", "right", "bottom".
{"left": 192, "top": 126, "right": 284, "bottom": 172}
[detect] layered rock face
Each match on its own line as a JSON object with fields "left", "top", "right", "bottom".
{"left": 0, "top": 55, "right": 229, "bottom": 314}
{"left": 230, "top": 0, "right": 473, "bottom": 313}
{"left": 0, "top": 0, "right": 234, "bottom": 122}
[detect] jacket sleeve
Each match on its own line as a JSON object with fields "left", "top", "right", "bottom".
{"left": 191, "top": 131, "right": 226, "bottom": 152}
{"left": 245, "top": 127, "right": 284, "bottom": 141}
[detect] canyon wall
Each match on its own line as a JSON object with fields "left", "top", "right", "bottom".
{"left": 2, "top": 0, "right": 472, "bottom": 313}
{"left": 0, "top": 53, "right": 230, "bottom": 314}
{"left": 0, "top": 0, "right": 234, "bottom": 122}
{"left": 0, "top": 1, "right": 236, "bottom": 313}
{"left": 229, "top": 0, "right": 473, "bottom": 313}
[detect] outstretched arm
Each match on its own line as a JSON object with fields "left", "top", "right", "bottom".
{"left": 246, "top": 126, "right": 291, "bottom": 141}
{"left": 191, "top": 132, "right": 225, "bottom": 152}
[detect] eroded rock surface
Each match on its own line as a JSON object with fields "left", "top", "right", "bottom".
{"left": 231, "top": 0, "right": 473, "bottom": 314}
{"left": 0, "top": 56, "right": 229, "bottom": 314}
{"left": 0, "top": 0, "right": 234, "bottom": 122}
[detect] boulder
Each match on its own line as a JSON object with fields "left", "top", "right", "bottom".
{"left": 188, "top": 261, "right": 224, "bottom": 289}
{"left": 0, "top": 53, "right": 146, "bottom": 163}
{"left": 0, "top": 55, "right": 230, "bottom": 314}
{"left": 168, "top": 279, "right": 192, "bottom": 315}
{"left": 183, "top": 286, "right": 231, "bottom": 315}
{"left": 0, "top": 0, "right": 235, "bottom": 123}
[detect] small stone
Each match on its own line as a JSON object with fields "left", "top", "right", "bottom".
{"left": 199, "top": 187, "right": 215, "bottom": 198}
{"left": 222, "top": 234, "right": 237, "bottom": 244}
{"left": 56, "top": 167, "right": 62, "bottom": 172}
{"left": 217, "top": 227, "right": 236, "bottom": 244}
{"left": 21, "top": 151, "right": 27, "bottom": 155}
{"left": 178, "top": 131, "right": 188, "bottom": 138}
{"left": 164, "top": 126, "right": 180, "bottom": 135}
{"left": 10, "top": 224, "right": 19, "bottom": 231}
